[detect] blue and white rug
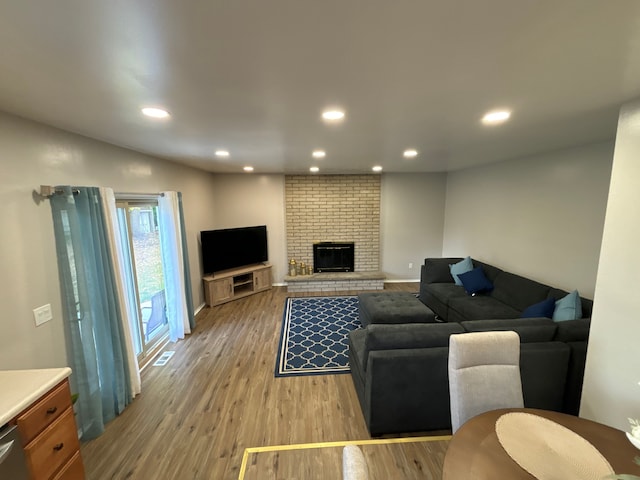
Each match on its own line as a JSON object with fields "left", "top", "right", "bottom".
{"left": 275, "top": 296, "right": 360, "bottom": 377}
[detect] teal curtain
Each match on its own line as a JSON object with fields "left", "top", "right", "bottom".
{"left": 50, "top": 186, "right": 132, "bottom": 440}
{"left": 178, "top": 192, "right": 195, "bottom": 329}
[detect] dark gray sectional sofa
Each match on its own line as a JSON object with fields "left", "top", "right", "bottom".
{"left": 419, "top": 257, "right": 593, "bottom": 323}
{"left": 347, "top": 257, "right": 592, "bottom": 436}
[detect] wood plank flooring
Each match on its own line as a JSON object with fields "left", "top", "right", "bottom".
{"left": 241, "top": 437, "right": 450, "bottom": 480}
{"left": 81, "top": 283, "right": 449, "bottom": 479}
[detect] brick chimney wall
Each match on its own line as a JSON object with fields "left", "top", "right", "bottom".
{"left": 285, "top": 175, "right": 381, "bottom": 272}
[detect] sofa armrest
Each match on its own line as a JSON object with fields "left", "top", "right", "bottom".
{"left": 520, "top": 342, "right": 570, "bottom": 412}
{"left": 553, "top": 318, "right": 591, "bottom": 342}
{"left": 365, "top": 347, "right": 453, "bottom": 434}
{"left": 461, "top": 318, "right": 557, "bottom": 343}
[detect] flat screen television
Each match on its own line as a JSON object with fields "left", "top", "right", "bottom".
{"left": 201, "top": 225, "right": 268, "bottom": 274}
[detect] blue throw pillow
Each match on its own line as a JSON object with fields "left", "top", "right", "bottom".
{"left": 458, "top": 267, "right": 493, "bottom": 295}
{"left": 553, "top": 290, "right": 582, "bottom": 322}
{"left": 449, "top": 256, "right": 474, "bottom": 286}
{"left": 521, "top": 297, "right": 556, "bottom": 319}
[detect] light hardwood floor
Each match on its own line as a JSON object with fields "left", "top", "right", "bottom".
{"left": 81, "top": 283, "right": 449, "bottom": 479}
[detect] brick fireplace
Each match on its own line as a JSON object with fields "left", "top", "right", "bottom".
{"left": 285, "top": 174, "right": 380, "bottom": 271}
{"left": 285, "top": 175, "right": 383, "bottom": 292}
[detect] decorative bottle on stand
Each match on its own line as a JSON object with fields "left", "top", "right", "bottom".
{"left": 289, "top": 259, "right": 297, "bottom": 276}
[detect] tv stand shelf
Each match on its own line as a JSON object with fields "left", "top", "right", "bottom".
{"left": 203, "top": 263, "right": 272, "bottom": 306}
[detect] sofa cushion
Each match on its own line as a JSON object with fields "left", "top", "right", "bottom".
{"left": 449, "top": 256, "right": 473, "bottom": 286}
{"left": 448, "top": 296, "right": 520, "bottom": 321}
{"left": 552, "top": 290, "right": 583, "bottom": 322}
{"left": 419, "top": 282, "right": 468, "bottom": 321}
{"left": 461, "top": 318, "right": 557, "bottom": 343}
{"left": 359, "top": 292, "right": 435, "bottom": 326}
{"left": 521, "top": 297, "right": 555, "bottom": 319}
{"left": 458, "top": 267, "right": 494, "bottom": 295}
{"left": 491, "top": 272, "right": 551, "bottom": 312}
{"left": 423, "top": 257, "right": 462, "bottom": 284}
{"left": 421, "top": 283, "right": 467, "bottom": 305}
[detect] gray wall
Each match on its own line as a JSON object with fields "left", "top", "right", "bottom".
{"left": 581, "top": 99, "right": 640, "bottom": 429}
{"left": 208, "top": 174, "right": 287, "bottom": 283}
{"left": 208, "top": 173, "right": 449, "bottom": 283}
{"left": 0, "top": 112, "right": 216, "bottom": 370}
{"left": 442, "top": 142, "right": 613, "bottom": 298}
{"left": 381, "top": 173, "right": 447, "bottom": 280}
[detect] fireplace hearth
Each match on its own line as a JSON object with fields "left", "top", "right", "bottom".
{"left": 313, "top": 242, "right": 355, "bottom": 273}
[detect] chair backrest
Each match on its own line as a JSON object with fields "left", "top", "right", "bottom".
{"left": 448, "top": 331, "right": 524, "bottom": 433}
{"left": 343, "top": 445, "right": 369, "bottom": 480}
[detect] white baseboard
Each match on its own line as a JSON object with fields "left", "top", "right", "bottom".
{"left": 384, "top": 279, "right": 420, "bottom": 283}
{"left": 194, "top": 302, "right": 206, "bottom": 315}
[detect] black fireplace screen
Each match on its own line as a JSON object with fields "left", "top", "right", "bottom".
{"left": 313, "top": 242, "right": 355, "bottom": 273}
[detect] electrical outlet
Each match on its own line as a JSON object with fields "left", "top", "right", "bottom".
{"left": 408, "top": 262, "right": 413, "bottom": 269}
{"left": 33, "top": 304, "right": 53, "bottom": 326}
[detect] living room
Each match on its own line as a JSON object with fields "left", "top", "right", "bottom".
{"left": 1, "top": 2, "right": 640, "bottom": 479}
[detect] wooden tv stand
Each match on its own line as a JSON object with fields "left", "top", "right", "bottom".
{"left": 203, "top": 263, "right": 272, "bottom": 306}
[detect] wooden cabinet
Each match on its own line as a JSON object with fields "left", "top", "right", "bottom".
{"left": 203, "top": 263, "right": 272, "bottom": 306}
{"left": 253, "top": 267, "right": 271, "bottom": 291}
{"left": 16, "top": 379, "right": 84, "bottom": 480}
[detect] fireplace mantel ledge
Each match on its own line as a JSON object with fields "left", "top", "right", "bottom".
{"left": 285, "top": 271, "right": 385, "bottom": 282}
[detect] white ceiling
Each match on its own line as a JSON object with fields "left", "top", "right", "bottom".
{"left": 1, "top": 1, "right": 640, "bottom": 174}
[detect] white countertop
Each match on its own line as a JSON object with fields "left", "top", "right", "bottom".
{"left": 0, "top": 368, "right": 72, "bottom": 426}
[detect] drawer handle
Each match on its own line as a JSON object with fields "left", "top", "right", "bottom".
{"left": 46, "top": 406, "right": 58, "bottom": 415}
{"left": 53, "top": 443, "right": 64, "bottom": 452}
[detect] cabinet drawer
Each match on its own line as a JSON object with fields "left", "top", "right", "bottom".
{"left": 25, "top": 407, "right": 80, "bottom": 480}
{"left": 52, "top": 450, "right": 85, "bottom": 480}
{"left": 18, "top": 380, "right": 72, "bottom": 443}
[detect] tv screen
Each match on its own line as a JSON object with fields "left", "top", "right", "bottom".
{"left": 201, "top": 225, "right": 268, "bottom": 274}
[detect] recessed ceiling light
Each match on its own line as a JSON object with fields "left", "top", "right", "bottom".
{"left": 312, "top": 150, "right": 326, "bottom": 158}
{"left": 215, "top": 150, "right": 230, "bottom": 157}
{"left": 243, "top": 166, "right": 254, "bottom": 172}
{"left": 372, "top": 166, "right": 383, "bottom": 172}
{"left": 321, "top": 109, "right": 345, "bottom": 122}
{"left": 482, "top": 110, "right": 511, "bottom": 125}
{"left": 403, "top": 149, "right": 418, "bottom": 158}
{"left": 310, "top": 166, "right": 320, "bottom": 173}
{"left": 141, "top": 107, "right": 170, "bottom": 119}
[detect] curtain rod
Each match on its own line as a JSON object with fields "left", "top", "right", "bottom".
{"left": 39, "top": 186, "right": 165, "bottom": 198}
{"left": 39, "top": 185, "right": 79, "bottom": 197}
{"left": 116, "top": 192, "right": 165, "bottom": 198}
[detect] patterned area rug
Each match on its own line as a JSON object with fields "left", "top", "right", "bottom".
{"left": 275, "top": 296, "right": 360, "bottom": 377}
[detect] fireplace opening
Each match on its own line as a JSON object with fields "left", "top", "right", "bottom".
{"left": 313, "top": 242, "right": 354, "bottom": 273}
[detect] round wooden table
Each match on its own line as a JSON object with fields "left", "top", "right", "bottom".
{"left": 442, "top": 408, "right": 640, "bottom": 479}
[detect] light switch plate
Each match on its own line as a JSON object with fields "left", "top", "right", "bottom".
{"left": 33, "top": 304, "right": 53, "bottom": 326}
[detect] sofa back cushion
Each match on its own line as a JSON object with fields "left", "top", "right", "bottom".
{"left": 364, "top": 323, "right": 465, "bottom": 366}
{"left": 461, "top": 318, "right": 557, "bottom": 343}
{"left": 491, "top": 272, "right": 551, "bottom": 312}
{"left": 472, "top": 260, "right": 503, "bottom": 283}
{"left": 422, "top": 258, "right": 463, "bottom": 284}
